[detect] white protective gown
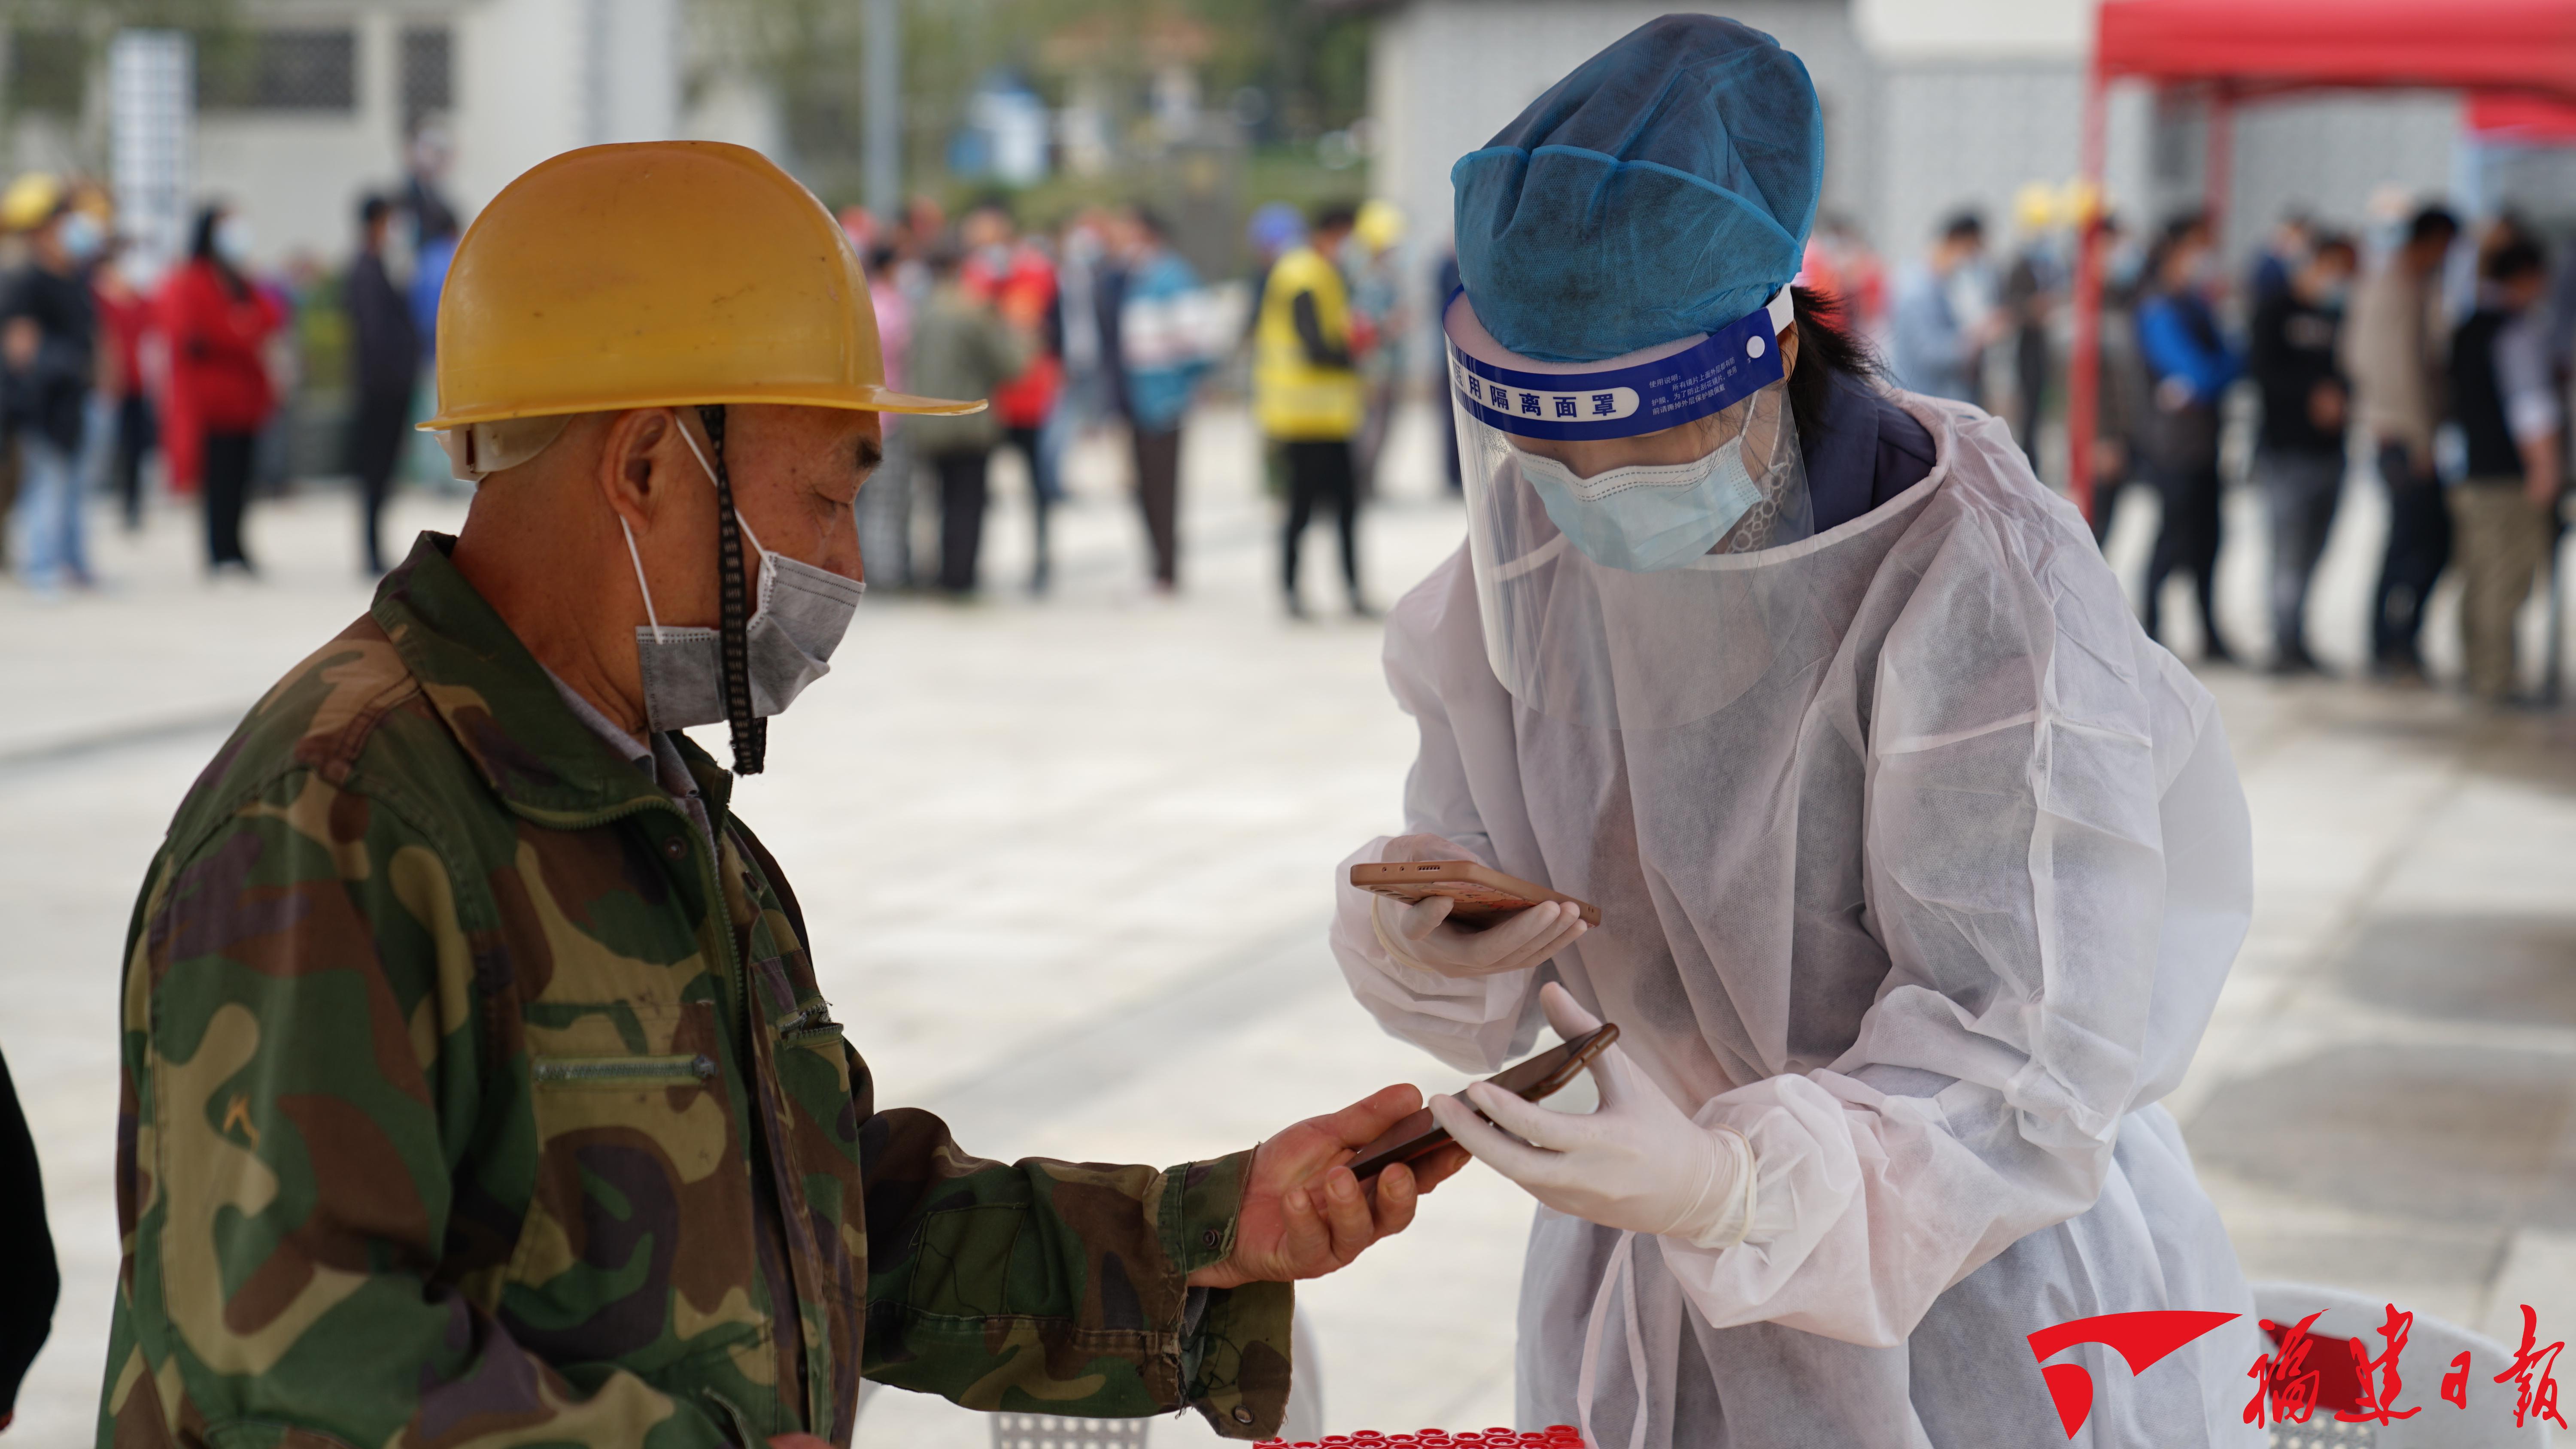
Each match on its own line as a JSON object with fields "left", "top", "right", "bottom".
{"left": 1331, "top": 396, "right": 2265, "bottom": 1448}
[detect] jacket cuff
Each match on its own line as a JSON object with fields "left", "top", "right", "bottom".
{"left": 1183, "top": 1281, "right": 1294, "bottom": 1440}
{"left": 1160, "top": 1151, "right": 1294, "bottom": 1438}
{"left": 1163, "top": 1149, "right": 1250, "bottom": 1276}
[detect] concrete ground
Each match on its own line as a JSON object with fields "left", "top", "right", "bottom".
{"left": 3, "top": 399, "right": 2572, "bottom": 1447}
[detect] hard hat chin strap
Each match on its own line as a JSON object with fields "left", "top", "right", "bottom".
{"left": 695, "top": 403, "right": 766, "bottom": 775}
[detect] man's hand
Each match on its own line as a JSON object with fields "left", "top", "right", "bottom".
{"left": 2307, "top": 380, "right": 2347, "bottom": 432}
{"left": 1187, "top": 1084, "right": 1470, "bottom": 1289}
{"left": 2, "top": 316, "right": 36, "bottom": 371}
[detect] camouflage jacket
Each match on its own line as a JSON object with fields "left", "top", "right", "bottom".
{"left": 101, "top": 536, "right": 1292, "bottom": 1449}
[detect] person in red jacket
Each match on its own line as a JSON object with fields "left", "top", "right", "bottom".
{"left": 161, "top": 203, "right": 282, "bottom": 576}
{"left": 959, "top": 199, "right": 1062, "bottom": 590}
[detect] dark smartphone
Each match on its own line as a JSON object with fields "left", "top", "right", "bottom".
{"left": 1350, "top": 859, "right": 1602, "bottom": 928}
{"left": 1348, "top": 1023, "right": 1620, "bottom": 1182}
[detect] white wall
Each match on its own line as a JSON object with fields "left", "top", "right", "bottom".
{"left": 1371, "top": 0, "right": 1873, "bottom": 264}
{"left": 2221, "top": 91, "right": 2461, "bottom": 258}
{"left": 1873, "top": 59, "right": 2084, "bottom": 260}
{"left": 174, "top": 0, "right": 691, "bottom": 270}
{"left": 193, "top": 5, "right": 419, "bottom": 269}
{"left": 1854, "top": 0, "right": 2086, "bottom": 59}
{"left": 429, "top": 0, "right": 680, "bottom": 221}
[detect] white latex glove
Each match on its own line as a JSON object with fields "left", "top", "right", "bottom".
{"left": 1370, "top": 833, "right": 1589, "bottom": 979}
{"left": 1429, "top": 982, "right": 1757, "bottom": 1250}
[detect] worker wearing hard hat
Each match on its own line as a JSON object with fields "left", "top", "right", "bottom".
{"left": 0, "top": 171, "right": 108, "bottom": 594}
{"left": 1255, "top": 203, "right": 1370, "bottom": 619}
{"left": 98, "top": 142, "right": 1455, "bottom": 1449}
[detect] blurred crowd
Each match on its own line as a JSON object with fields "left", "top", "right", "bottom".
{"left": 1823, "top": 187, "right": 2571, "bottom": 709}
{"left": 838, "top": 191, "right": 1409, "bottom": 616}
{"left": 8, "top": 149, "right": 2565, "bottom": 700}
{"left": 0, "top": 161, "right": 1423, "bottom": 622}
{"left": 0, "top": 130, "right": 465, "bottom": 598}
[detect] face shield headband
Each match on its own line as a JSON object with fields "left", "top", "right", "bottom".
{"left": 1447, "top": 286, "right": 1795, "bottom": 445}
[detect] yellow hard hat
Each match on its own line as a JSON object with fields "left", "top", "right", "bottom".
{"left": 1355, "top": 198, "right": 1404, "bottom": 253}
{"left": 2013, "top": 180, "right": 2057, "bottom": 233}
{"left": 421, "top": 140, "right": 978, "bottom": 432}
{"left": 1, "top": 172, "right": 64, "bottom": 232}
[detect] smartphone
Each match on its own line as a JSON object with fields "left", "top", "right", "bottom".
{"left": 1348, "top": 1023, "right": 1621, "bottom": 1182}
{"left": 1350, "top": 860, "right": 1602, "bottom": 928}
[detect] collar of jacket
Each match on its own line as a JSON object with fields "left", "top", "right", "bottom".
{"left": 371, "top": 532, "right": 735, "bottom": 830}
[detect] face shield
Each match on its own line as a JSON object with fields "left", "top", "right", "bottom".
{"left": 1445, "top": 286, "right": 1815, "bottom": 731}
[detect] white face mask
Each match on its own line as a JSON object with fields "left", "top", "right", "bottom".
{"left": 213, "top": 216, "right": 254, "bottom": 266}
{"left": 1513, "top": 435, "right": 1764, "bottom": 573}
{"left": 621, "top": 420, "right": 866, "bottom": 734}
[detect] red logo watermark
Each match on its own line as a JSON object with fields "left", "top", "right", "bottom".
{"left": 2026, "top": 1303, "right": 2570, "bottom": 1438}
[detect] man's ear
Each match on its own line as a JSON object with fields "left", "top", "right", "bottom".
{"left": 598, "top": 409, "right": 676, "bottom": 532}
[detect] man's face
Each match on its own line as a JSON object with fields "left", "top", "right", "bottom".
{"left": 2503, "top": 271, "right": 2549, "bottom": 313}
{"left": 2299, "top": 253, "right": 2354, "bottom": 301}
{"left": 2406, "top": 232, "right": 2456, "bottom": 276}
{"left": 638, "top": 404, "right": 879, "bottom": 626}
{"left": 961, "top": 208, "right": 1012, "bottom": 252}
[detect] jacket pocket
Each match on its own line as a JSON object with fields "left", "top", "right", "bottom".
{"left": 503, "top": 1000, "right": 747, "bottom": 1313}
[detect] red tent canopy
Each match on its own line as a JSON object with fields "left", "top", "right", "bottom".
{"left": 2065, "top": 0, "right": 2576, "bottom": 518}
{"left": 2096, "top": 0, "right": 2576, "bottom": 99}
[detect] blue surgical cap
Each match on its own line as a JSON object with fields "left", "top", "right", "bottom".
{"left": 1453, "top": 15, "right": 1823, "bottom": 363}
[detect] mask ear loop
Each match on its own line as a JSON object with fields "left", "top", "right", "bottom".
{"left": 620, "top": 517, "right": 665, "bottom": 645}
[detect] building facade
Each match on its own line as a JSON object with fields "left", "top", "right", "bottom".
{"left": 5, "top": 0, "right": 776, "bottom": 273}
{"left": 1362, "top": 0, "right": 2467, "bottom": 367}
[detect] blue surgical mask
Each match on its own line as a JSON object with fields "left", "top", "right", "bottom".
{"left": 1514, "top": 437, "right": 1763, "bottom": 573}
{"left": 2107, "top": 243, "right": 2146, "bottom": 291}
{"left": 58, "top": 212, "right": 103, "bottom": 263}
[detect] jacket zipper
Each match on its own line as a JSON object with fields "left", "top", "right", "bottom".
{"left": 532, "top": 1053, "right": 716, "bottom": 1085}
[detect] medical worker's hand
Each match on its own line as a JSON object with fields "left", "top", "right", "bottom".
{"left": 1429, "top": 983, "right": 1755, "bottom": 1249}
{"left": 1370, "top": 834, "right": 1589, "bottom": 979}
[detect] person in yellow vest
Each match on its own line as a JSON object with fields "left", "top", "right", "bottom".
{"left": 1254, "top": 204, "right": 1370, "bottom": 618}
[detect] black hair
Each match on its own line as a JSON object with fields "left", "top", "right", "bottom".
{"left": 1127, "top": 204, "right": 1170, "bottom": 242}
{"left": 190, "top": 203, "right": 249, "bottom": 296}
{"left": 2142, "top": 211, "right": 2211, "bottom": 291}
{"left": 1785, "top": 284, "right": 1884, "bottom": 454}
{"left": 2309, "top": 232, "right": 2359, "bottom": 267}
{"left": 2407, "top": 206, "right": 2460, "bottom": 246}
{"left": 1312, "top": 202, "right": 1359, "bottom": 234}
{"left": 866, "top": 243, "right": 899, "bottom": 273}
{"left": 2486, "top": 238, "right": 2547, "bottom": 285}
{"left": 358, "top": 194, "right": 393, "bottom": 230}
{"left": 190, "top": 204, "right": 224, "bottom": 261}
{"left": 1939, "top": 210, "right": 1984, "bottom": 244}
{"left": 967, "top": 192, "right": 1015, "bottom": 222}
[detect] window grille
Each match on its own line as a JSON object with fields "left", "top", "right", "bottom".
{"left": 200, "top": 28, "right": 355, "bottom": 113}
{"left": 401, "top": 26, "right": 450, "bottom": 127}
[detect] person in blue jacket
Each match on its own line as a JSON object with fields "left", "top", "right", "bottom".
{"left": 2136, "top": 214, "right": 2245, "bottom": 661}
{"left": 1113, "top": 206, "right": 1213, "bottom": 592}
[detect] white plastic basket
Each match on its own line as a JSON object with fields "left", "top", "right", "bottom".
{"left": 2251, "top": 1282, "right": 2551, "bottom": 1449}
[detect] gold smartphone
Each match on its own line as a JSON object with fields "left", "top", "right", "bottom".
{"left": 1350, "top": 859, "right": 1602, "bottom": 928}
{"left": 1348, "top": 1023, "right": 1621, "bottom": 1182}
